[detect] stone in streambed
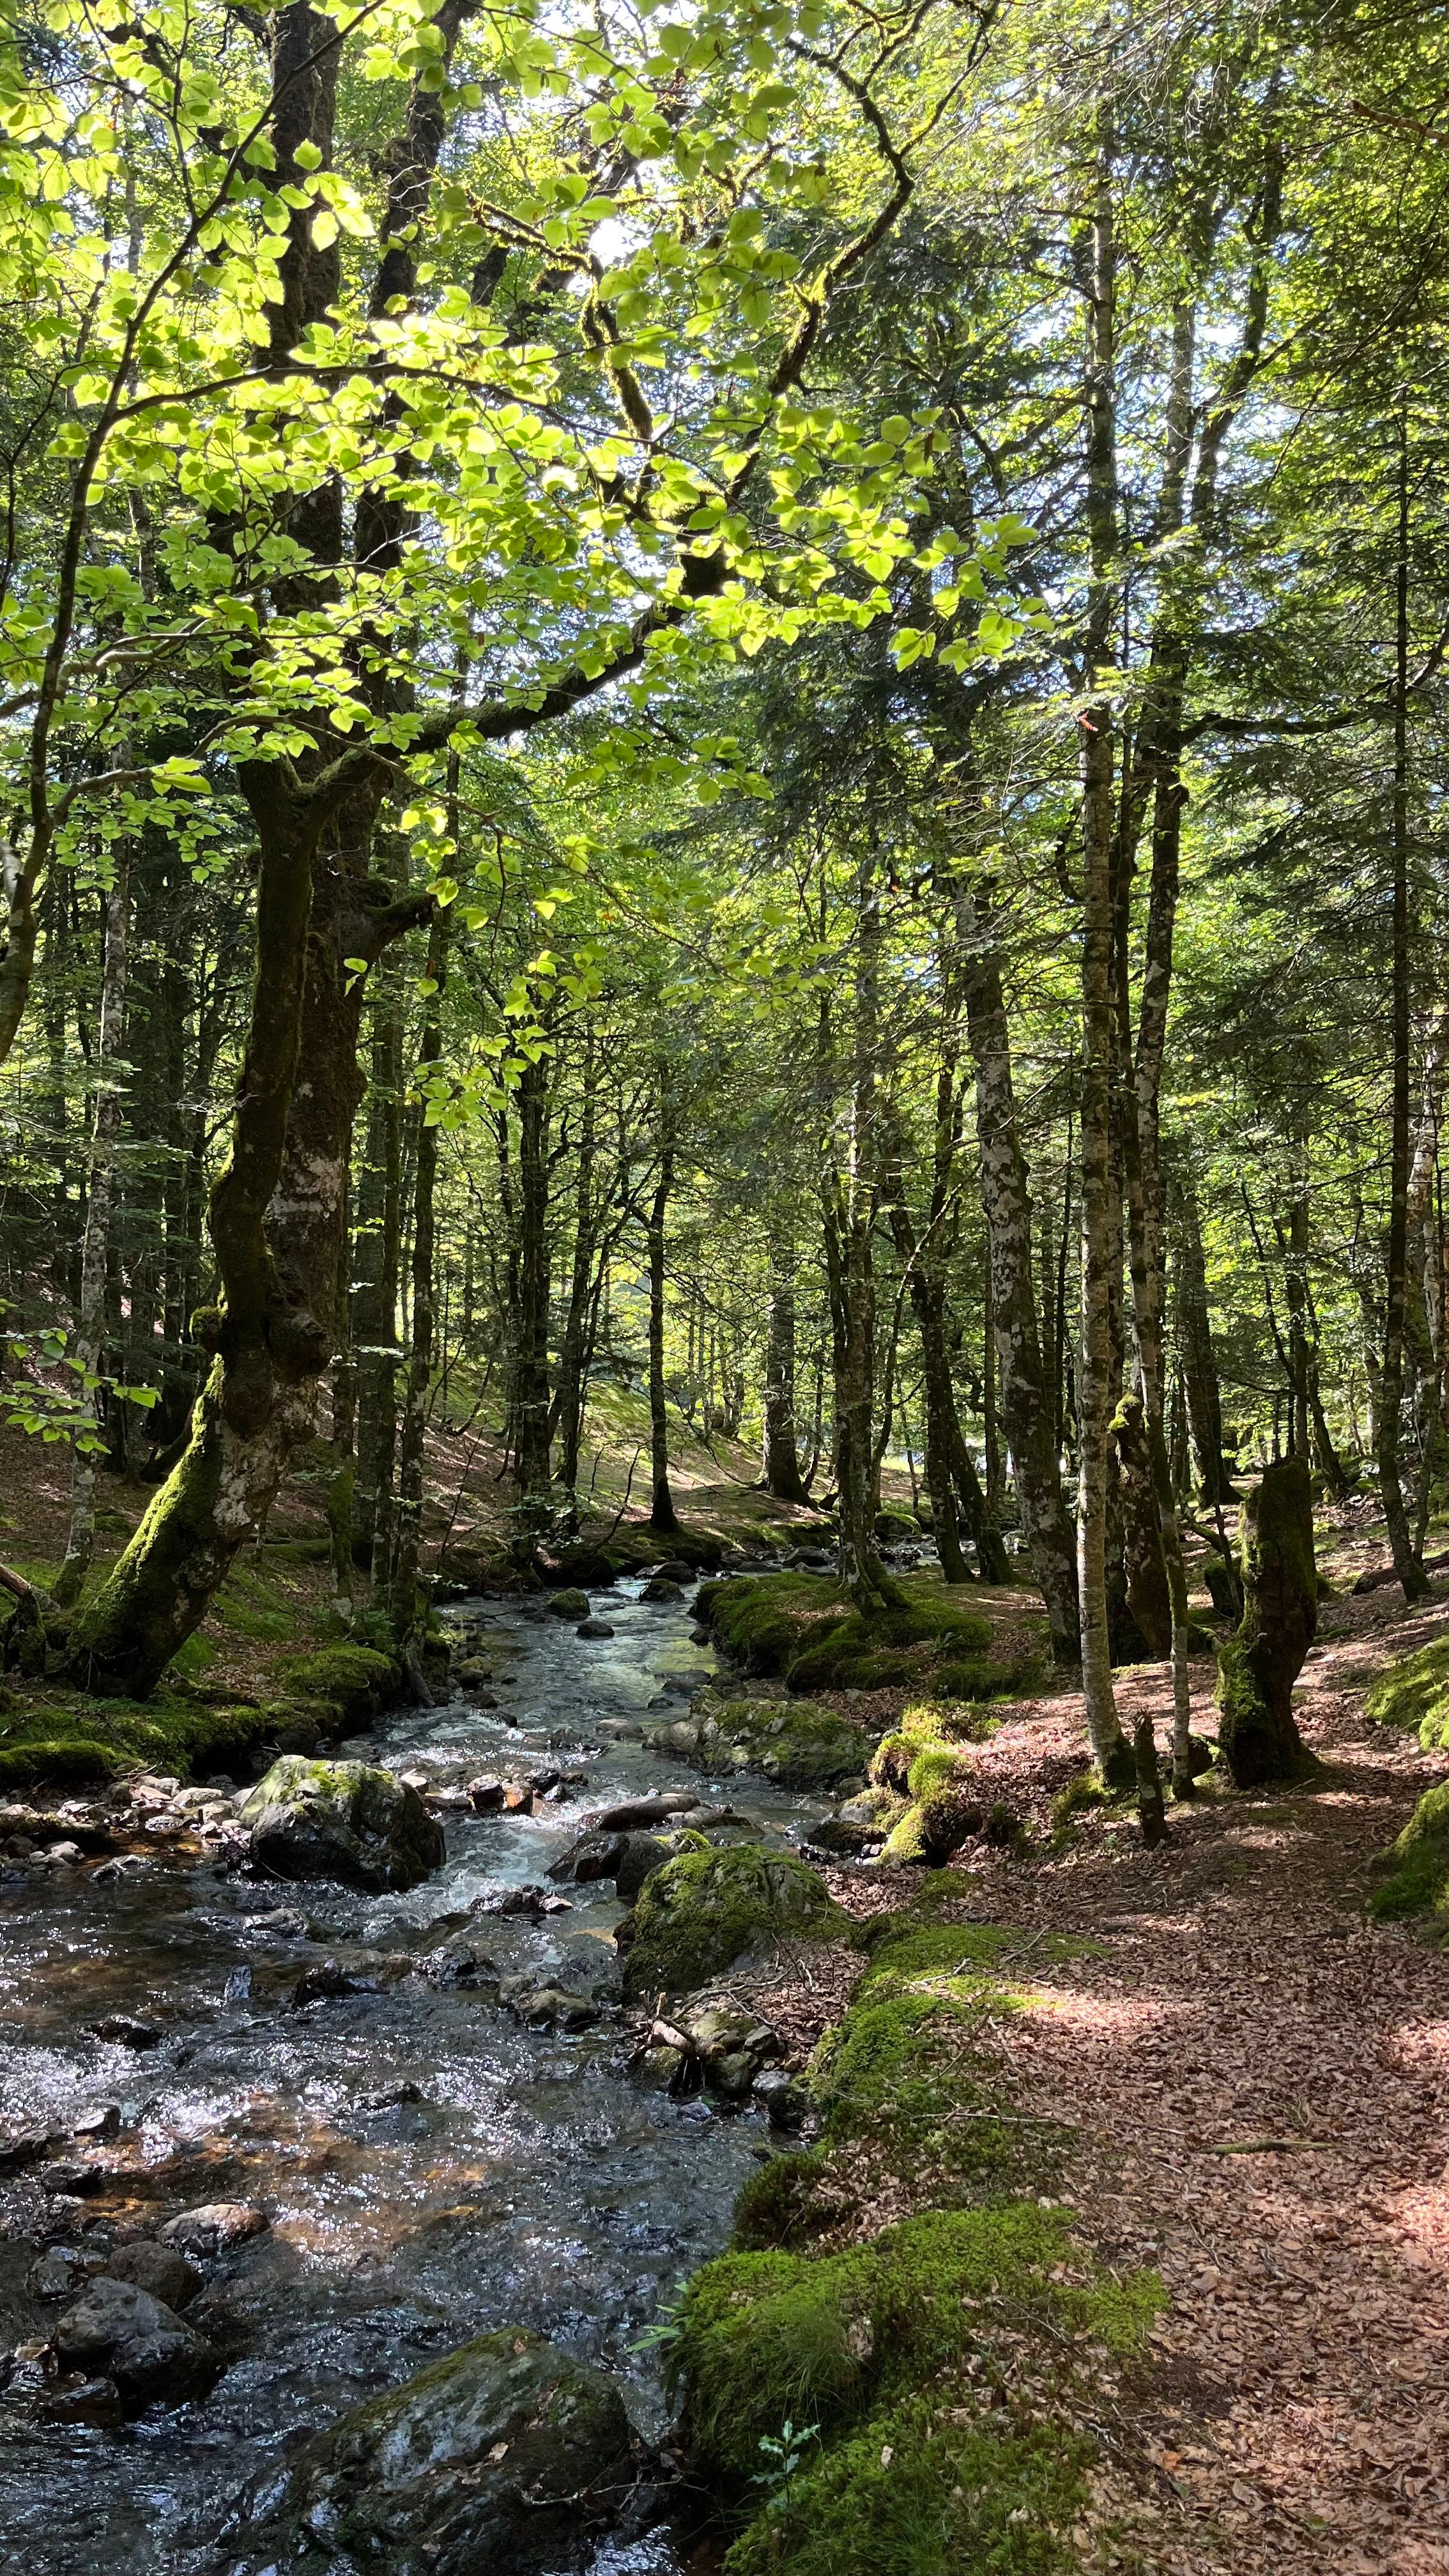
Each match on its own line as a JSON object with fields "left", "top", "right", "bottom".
{"left": 54, "top": 2276, "right": 222, "bottom": 2407}
{"left": 548, "top": 1588, "right": 592, "bottom": 1620}
{"left": 576, "top": 1618, "right": 615, "bottom": 1639}
{"left": 102, "top": 2239, "right": 202, "bottom": 2310}
{"left": 640, "top": 1574, "right": 685, "bottom": 1603}
{"left": 617, "top": 1844, "right": 845, "bottom": 2000}
{"left": 233, "top": 2327, "right": 636, "bottom": 2576}
{"left": 158, "top": 2201, "right": 269, "bottom": 2258}
{"left": 238, "top": 1756, "right": 445, "bottom": 1894}
{"left": 645, "top": 1690, "right": 868, "bottom": 1793}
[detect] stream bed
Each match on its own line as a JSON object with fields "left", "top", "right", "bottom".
{"left": 0, "top": 1568, "right": 826, "bottom": 2574}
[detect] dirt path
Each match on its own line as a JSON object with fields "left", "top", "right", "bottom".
{"left": 951, "top": 1591, "right": 1449, "bottom": 2574}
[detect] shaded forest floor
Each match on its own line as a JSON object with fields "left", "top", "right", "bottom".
{"left": 760, "top": 1575, "right": 1449, "bottom": 2575}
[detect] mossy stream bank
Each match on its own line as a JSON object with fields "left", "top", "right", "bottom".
{"left": 0, "top": 1559, "right": 1158, "bottom": 2574}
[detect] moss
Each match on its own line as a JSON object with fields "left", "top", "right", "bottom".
{"left": 1216, "top": 1455, "right": 1317, "bottom": 1786}
{"left": 279, "top": 1644, "right": 399, "bottom": 1720}
{"left": 0, "top": 1692, "right": 273, "bottom": 1789}
{"left": 620, "top": 1844, "right": 847, "bottom": 1998}
{"left": 723, "top": 2393, "right": 1092, "bottom": 2576}
{"left": 695, "top": 1572, "right": 1019, "bottom": 1698}
{"left": 678, "top": 2204, "right": 1157, "bottom": 2490}
{"left": 1048, "top": 1767, "right": 1111, "bottom": 1839}
{"left": 650, "top": 1694, "right": 870, "bottom": 1793}
{"left": 1370, "top": 1779, "right": 1449, "bottom": 1922}
{"left": 732, "top": 2151, "right": 834, "bottom": 2252}
{"left": 868, "top": 1703, "right": 1010, "bottom": 1865}
{"left": 1365, "top": 1636, "right": 1449, "bottom": 1751}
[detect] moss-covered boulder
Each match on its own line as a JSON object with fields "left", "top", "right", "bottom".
{"left": 693, "top": 1572, "right": 1031, "bottom": 1698}
{"left": 1216, "top": 1455, "right": 1317, "bottom": 1786}
{"left": 1370, "top": 1780, "right": 1449, "bottom": 1924}
{"left": 548, "top": 1588, "right": 591, "bottom": 1620}
{"left": 864, "top": 1703, "right": 1002, "bottom": 1865}
{"left": 278, "top": 1645, "right": 400, "bottom": 1724}
{"left": 238, "top": 1756, "right": 444, "bottom": 1892}
{"left": 618, "top": 1844, "right": 845, "bottom": 1999}
{"left": 1366, "top": 1636, "right": 1449, "bottom": 1751}
{"left": 231, "top": 2328, "right": 635, "bottom": 2575}
{"left": 645, "top": 1691, "right": 868, "bottom": 1793}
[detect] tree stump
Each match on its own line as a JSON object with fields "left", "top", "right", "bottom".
{"left": 1216, "top": 1455, "right": 1317, "bottom": 1785}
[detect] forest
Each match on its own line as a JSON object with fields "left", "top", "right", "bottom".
{"left": 0, "top": 0, "right": 1446, "bottom": 2570}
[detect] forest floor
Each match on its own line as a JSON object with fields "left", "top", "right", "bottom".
{"left": 760, "top": 1565, "right": 1449, "bottom": 2576}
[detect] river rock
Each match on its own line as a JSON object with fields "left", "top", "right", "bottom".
{"left": 806, "top": 1791, "right": 893, "bottom": 1857}
{"left": 590, "top": 1793, "right": 699, "bottom": 1832}
{"left": 87, "top": 2012, "right": 162, "bottom": 2050}
{"left": 238, "top": 1757, "right": 445, "bottom": 1893}
{"left": 28, "top": 2246, "right": 96, "bottom": 2303}
{"left": 468, "top": 1775, "right": 507, "bottom": 1811}
{"left": 753, "top": 2067, "right": 810, "bottom": 2130}
{"left": 54, "top": 2276, "right": 222, "bottom": 2407}
{"left": 0, "top": 2122, "right": 59, "bottom": 2172}
{"left": 617, "top": 1844, "right": 846, "bottom": 1998}
{"left": 640, "top": 1574, "right": 684, "bottom": 1603}
{"left": 102, "top": 2239, "right": 202, "bottom": 2310}
{"left": 233, "top": 2327, "right": 636, "bottom": 2574}
{"left": 159, "top": 2202, "right": 269, "bottom": 2258}
{"left": 39, "top": 2160, "right": 102, "bottom": 2196}
{"left": 548, "top": 1588, "right": 591, "bottom": 1620}
{"left": 40, "top": 2375, "right": 124, "bottom": 2427}
{"left": 499, "top": 1977, "right": 601, "bottom": 2032}
{"left": 576, "top": 1618, "right": 615, "bottom": 1639}
{"left": 645, "top": 1691, "right": 867, "bottom": 1793}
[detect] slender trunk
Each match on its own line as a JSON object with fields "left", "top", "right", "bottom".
{"left": 353, "top": 963, "right": 404, "bottom": 1582}
{"left": 646, "top": 1082, "right": 679, "bottom": 1534}
{"left": 390, "top": 910, "right": 447, "bottom": 1654}
{"left": 824, "top": 864, "right": 900, "bottom": 1607}
{"left": 328, "top": 1183, "right": 356, "bottom": 1625}
{"left": 553, "top": 1026, "right": 599, "bottom": 1516}
{"left": 1173, "top": 1174, "right": 1232, "bottom": 1501}
{"left": 1075, "top": 123, "right": 1128, "bottom": 1771}
{"left": 510, "top": 1048, "right": 553, "bottom": 1548}
{"left": 958, "top": 899, "right": 1078, "bottom": 1649}
{"left": 54, "top": 854, "right": 131, "bottom": 1607}
{"left": 763, "top": 1238, "right": 809, "bottom": 1502}
{"left": 1379, "top": 408, "right": 1429, "bottom": 1598}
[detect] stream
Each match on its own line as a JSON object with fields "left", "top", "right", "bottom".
{"left": 0, "top": 1567, "right": 828, "bottom": 2574}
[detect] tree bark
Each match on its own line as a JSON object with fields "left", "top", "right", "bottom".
{"left": 390, "top": 909, "right": 448, "bottom": 1659}
{"left": 353, "top": 960, "right": 404, "bottom": 1579}
{"left": 1075, "top": 122, "right": 1129, "bottom": 1774}
{"left": 958, "top": 895, "right": 1079, "bottom": 1655}
{"left": 1378, "top": 407, "right": 1429, "bottom": 1599}
{"left": 646, "top": 1072, "right": 679, "bottom": 1535}
{"left": 54, "top": 851, "right": 130, "bottom": 1609}
{"left": 763, "top": 1235, "right": 809, "bottom": 1503}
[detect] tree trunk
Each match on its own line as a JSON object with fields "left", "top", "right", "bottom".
{"left": 1216, "top": 1454, "right": 1316, "bottom": 1785}
{"left": 54, "top": 852, "right": 130, "bottom": 1608}
{"left": 1378, "top": 408, "right": 1429, "bottom": 1600}
{"left": 763, "top": 1238, "right": 809, "bottom": 1503}
{"left": 509, "top": 1048, "right": 553, "bottom": 1551}
{"left": 390, "top": 910, "right": 448, "bottom": 1659}
{"left": 1075, "top": 123, "right": 1129, "bottom": 1774}
{"left": 1173, "top": 1174, "right": 1233, "bottom": 1502}
{"left": 646, "top": 1080, "right": 679, "bottom": 1535}
{"left": 353, "top": 963, "right": 404, "bottom": 1579}
{"left": 958, "top": 898, "right": 1078, "bottom": 1652}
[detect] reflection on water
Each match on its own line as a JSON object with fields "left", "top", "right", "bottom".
{"left": 0, "top": 1568, "right": 820, "bottom": 2573}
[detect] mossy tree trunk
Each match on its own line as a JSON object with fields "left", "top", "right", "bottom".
{"left": 823, "top": 860, "right": 900, "bottom": 1613}
{"left": 352, "top": 954, "right": 404, "bottom": 1583}
{"left": 509, "top": 1045, "right": 554, "bottom": 1550}
{"left": 1216, "top": 1453, "right": 1317, "bottom": 1784}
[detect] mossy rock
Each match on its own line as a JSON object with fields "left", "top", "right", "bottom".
{"left": 676, "top": 2202, "right": 1159, "bottom": 2491}
{"left": 873, "top": 1507, "right": 917, "bottom": 1542}
{"left": 0, "top": 1692, "right": 273, "bottom": 1791}
{"left": 867, "top": 1703, "right": 1004, "bottom": 1866}
{"left": 645, "top": 1692, "right": 868, "bottom": 1793}
{"left": 277, "top": 1646, "right": 399, "bottom": 1723}
{"left": 1366, "top": 1636, "right": 1449, "bottom": 1751}
{"left": 694, "top": 1571, "right": 1012, "bottom": 1698}
{"left": 233, "top": 2327, "right": 634, "bottom": 2576}
{"left": 1370, "top": 1779, "right": 1449, "bottom": 1923}
{"left": 548, "top": 1588, "right": 591, "bottom": 1621}
{"left": 618, "top": 1844, "right": 845, "bottom": 1999}
{"left": 238, "top": 1755, "right": 444, "bottom": 1893}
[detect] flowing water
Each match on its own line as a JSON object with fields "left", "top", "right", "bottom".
{"left": 0, "top": 1570, "right": 827, "bottom": 2574}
